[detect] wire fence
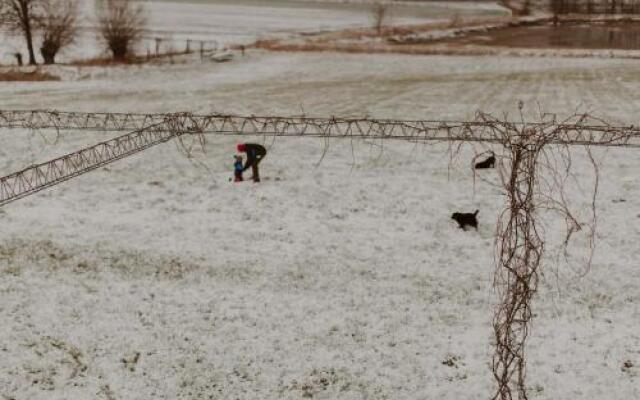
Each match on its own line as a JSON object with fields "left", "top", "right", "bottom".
{"left": 0, "top": 27, "right": 234, "bottom": 66}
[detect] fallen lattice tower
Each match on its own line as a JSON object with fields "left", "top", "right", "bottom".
{"left": 2, "top": 109, "right": 640, "bottom": 145}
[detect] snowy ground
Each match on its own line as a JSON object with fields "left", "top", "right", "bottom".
{"left": 1, "top": 4, "right": 639, "bottom": 400}
{"left": 3, "top": 51, "right": 640, "bottom": 120}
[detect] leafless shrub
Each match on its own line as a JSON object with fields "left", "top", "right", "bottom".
{"left": 38, "top": 0, "right": 77, "bottom": 64}
{"left": 370, "top": 2, "right": 388, "bottom": 35}
{"left": 448, "top": 12, "right": 463, "bottom": 29}
{"left": 97, "top": 0, "right": 146, "bottom": 61}
{"left": 0, "top": 0, "right": 43, "bottom": 65}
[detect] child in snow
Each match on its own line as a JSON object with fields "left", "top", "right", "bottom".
{"left": 233, "top": 155, "right": 244, "bottom": 182}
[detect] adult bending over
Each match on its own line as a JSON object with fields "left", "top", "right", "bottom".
{"left": 237, "top": 143, "right": 267, "bottom": 182}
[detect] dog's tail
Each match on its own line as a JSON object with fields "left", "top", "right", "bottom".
{"left": 474, "top": 209, "right": 479, "bottom": 216}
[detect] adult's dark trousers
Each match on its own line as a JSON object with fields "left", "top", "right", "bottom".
{"left": 250, "top": 156, "right": 264, "bottom": 182}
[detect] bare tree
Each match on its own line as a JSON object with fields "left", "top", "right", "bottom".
{"left": 39, "top": 0, "right": 77, "bottom": 64}
{"left": 550, "top": 0, "right": 564, "bottom": 25}
{"left": 97, "top": 0, "right": 146, "bottom": 61}
{"left": 371, "top": 2, "right": 388, "bottom": 35}
{"left": 0, "top": 0, "right": 43, "bottom": 65}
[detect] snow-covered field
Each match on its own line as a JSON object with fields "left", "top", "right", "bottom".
{"left": 1, "top": 50, "right": 639, "bottom": 399}
{"left": 1, "top": 2, "right": 639, "bottom": 400}
{"left": 3, "top": 51, "right": 640, "bottom": 120}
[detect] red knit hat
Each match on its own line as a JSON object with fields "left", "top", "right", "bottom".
{"left": 237, "top": 143, "right": 246, "bottom": 152}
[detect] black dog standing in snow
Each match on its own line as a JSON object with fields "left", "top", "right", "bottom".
{"left": 237, "top": 143, "right": 267, "bottom": 182}
{"left": 475, "top": 152, "right": 496, "bottom": 169}
{"left": 451, "top": 210, "right": 479, "bottom": 231}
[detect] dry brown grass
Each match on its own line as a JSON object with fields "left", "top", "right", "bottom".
{"left": 70, "top": 50, "right": 189, "bottom": 67}
{"left": 292, "top": 16, "right": 514, "bottom": 45}
{"left": 265, "top": 40, "right": 640, "bottom": 59}
{"left": 256, "top": 40, "right": 497, "bottom": 57}
{"left": 252, "top": 15, "right": 528, "bottom": 56}
{"left": 296, "top": 15, "right": 514, "bottom": 44}
{"left": 0, "top": 70, "right": 60, "bottom": 82}
{"left": 254, "top": 14, "right": 640, "bottom": 60}
{"left": 71, "top": 56, "right": 141, "bottom": 67}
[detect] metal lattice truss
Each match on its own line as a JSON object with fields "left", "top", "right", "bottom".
{"left": 2, "top": 109, "right": 640, "bottom": 146}
{"left": 0, "top": 115, "right": 201, "bottom": 207}
{"left": 1, "top": 110, "right": 640, "bottom": 207}
{"left": 0, "top": 110, "right": 169, "bottom": 132}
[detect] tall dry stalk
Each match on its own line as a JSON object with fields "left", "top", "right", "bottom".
{"left": 371, "top": 2, "right": 388, "bottom": 35}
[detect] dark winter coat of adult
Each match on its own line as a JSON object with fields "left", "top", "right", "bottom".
{"left": 237, "top": 143, "right": 267, "bottom": 182}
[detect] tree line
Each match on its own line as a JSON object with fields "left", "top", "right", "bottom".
{"left": 551, "top": 0, "right": 640, "bottom": 14}
{"left": 0, "top": 0, "right": 146, "bottom": 65}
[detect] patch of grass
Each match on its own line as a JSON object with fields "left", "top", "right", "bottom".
{"left": 71, "top": 50, "right": 192, "bottom": 67}
{"left": 0, "top": 69, "right": 60, "bottom": 82}
{"left": 71, "top": 55, "right": 145, "bottom": 67}
{"left": 1, "top": 264, "right": 21, "bottom": 277}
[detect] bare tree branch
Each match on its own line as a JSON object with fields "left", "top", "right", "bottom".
{"left": 38, "top": 0, "right": 77, "bottom": 64}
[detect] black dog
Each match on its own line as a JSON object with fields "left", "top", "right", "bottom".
{"left": 475, "top": 153, "right": 495, "bottom": 169}
{"left": 451, "top": 210, "right": 479, "bottom": 230}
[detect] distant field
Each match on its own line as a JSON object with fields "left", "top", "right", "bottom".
{"left": 2, "top": 52, "right": 639, "bottom": 122}
{"left": 0, "top": 0, "right": 505, "bottom": 64}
